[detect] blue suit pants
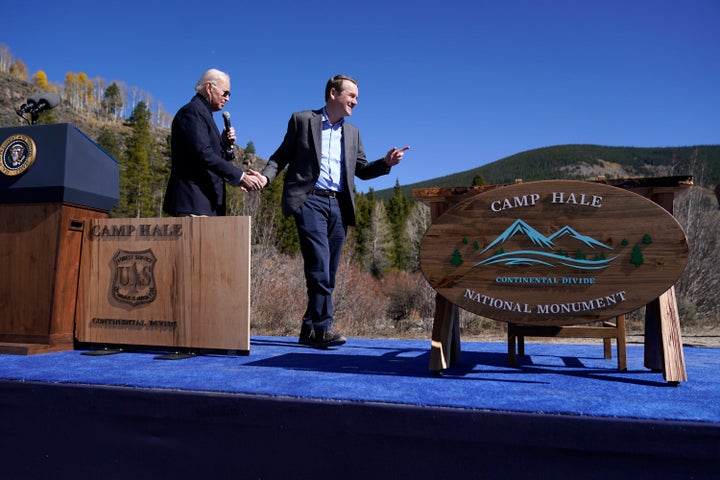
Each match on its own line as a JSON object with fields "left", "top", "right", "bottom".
{"left": 293, "top": 194, "right": 347, "bottom": 334}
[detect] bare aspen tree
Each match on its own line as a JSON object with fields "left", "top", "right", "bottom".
{"left": 404, "top": 201, "right": 431, "bottom": 272}
{"left": 367, "top": 201, "right": 393, "bottom": 275}
{"left": 92, "top": 76, "right": 106, "bottom": 116}
{"left": 0, "top": 43, "right": 12, "bottom": 72}
{"left": 9, "top": 58, "right": 27, "bottom": 80}
{"left": 675, "top": 186, "right": 720, "bottom": 325}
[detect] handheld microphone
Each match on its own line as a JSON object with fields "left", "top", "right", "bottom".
{"left": 222, "top": 111, "right": 234, "bottom": 145}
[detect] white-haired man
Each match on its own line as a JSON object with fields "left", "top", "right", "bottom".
{"left": 163, "top": 69, "right": 262, "bottom": 216}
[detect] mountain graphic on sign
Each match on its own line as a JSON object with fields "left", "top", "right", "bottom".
{"left": 546, "top": 225, "right": 613, "bottom": 251}
{"left": 480, "top": 219, "right": 554, "bottom": 254}
{"left": 475, "top": 219, "right": 616, "bottom": 270}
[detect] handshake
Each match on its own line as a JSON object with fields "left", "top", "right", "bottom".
{"left": 239, "top": 169, "right": 268, "bottom": 192}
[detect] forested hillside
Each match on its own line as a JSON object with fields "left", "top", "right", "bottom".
{"left": 378, "top": 144, "right": 720, "bottom": 199}
{"left": 1, "top": 43, "right": 717, "bottom": 338}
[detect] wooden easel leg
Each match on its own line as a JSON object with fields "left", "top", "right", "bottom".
{"left": 645, "top": 288, "right": 687, "bottom": 382}
{"left": 644, "top": 300, "right": 664, "bottom": 372}
{"left": 449, "top": 305, "right": 461, "bottom": 365}
{"left": 507, "top": 325, "right": 517, "bottom": 367}
{"left": 429, "top": 294, "right": 460, "bottom": 373}
{"left": 617, "top": 314, "right": 627, "bottom": 371}
{"left": 658, "top": 287, "right": 687, "bottom": 383}
{"left": 603, "top": 338, "right": 612, "bottom": 359}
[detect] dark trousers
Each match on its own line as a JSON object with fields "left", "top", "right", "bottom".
{"left": 293, "top": 194, "right": 347, "bottom": 334}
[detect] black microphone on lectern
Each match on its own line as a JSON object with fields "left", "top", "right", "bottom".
{"left": 17, "top": 92, "right": 60, "bottom": 115}
{"left": 32, "top": 92, "right": 60, "bottom": 114}
{"left": 17, "top": 94, "right": 42, "bottom": 114}
{"left": 222, "top": 111, "right": 234, "bottom": 145}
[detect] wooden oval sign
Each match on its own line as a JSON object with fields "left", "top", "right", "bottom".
{"left": 420, "top": 180, "right": 689, "bottom": 326}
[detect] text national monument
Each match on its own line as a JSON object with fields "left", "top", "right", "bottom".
{"left": 419, "top": 180, "right": 689, "bottom": 326}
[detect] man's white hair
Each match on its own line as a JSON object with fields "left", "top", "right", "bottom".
{"left": 195, "top": 69, "right": 229, "bottom": 92}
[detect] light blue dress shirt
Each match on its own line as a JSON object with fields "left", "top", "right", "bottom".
{"left": 314, "top": 107, "right": 345, "bottom": 192}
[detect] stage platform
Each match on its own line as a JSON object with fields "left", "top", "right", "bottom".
{"left": 1, "top": 336, "right": 719, "bottom": 479}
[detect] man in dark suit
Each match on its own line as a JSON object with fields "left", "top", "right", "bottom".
{"left": 260, "top": 74, "right": 409, "bottom": 348}
{"left": 163, "top": 69, "right": 263, "bottom": 216}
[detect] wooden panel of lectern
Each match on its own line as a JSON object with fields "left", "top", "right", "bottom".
{"left": 75, "top": 216, "right": 251, "bottom": 354}
{"left": 0, "top": 124, "right": 118, "bottom": 354}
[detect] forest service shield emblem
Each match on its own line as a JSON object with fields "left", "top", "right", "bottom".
{"left": 111, "top": 249, "right": 157, "bottom": 306}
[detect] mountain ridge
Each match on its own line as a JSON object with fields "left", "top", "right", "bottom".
{"left": 374, "top": 143, "right": 720, "bottom": 199}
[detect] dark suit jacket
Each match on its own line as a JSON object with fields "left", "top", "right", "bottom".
{"left": 163, "top": 94, "right": 243, "bottom": 216}
{"left": 262, "top": 109, "right": 391, "bottom": 226}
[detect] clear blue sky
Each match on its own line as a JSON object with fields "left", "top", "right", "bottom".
{"left": 3, "top": 0, "right": 718, "bottom": 192}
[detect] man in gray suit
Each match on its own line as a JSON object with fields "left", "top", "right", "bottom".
{"left": 260, "top": 74, "right": 409, "bottom": 348}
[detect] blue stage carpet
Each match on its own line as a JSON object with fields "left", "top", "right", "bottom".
{"left": 1, "top": 336, "right": 719, "bottom": 423}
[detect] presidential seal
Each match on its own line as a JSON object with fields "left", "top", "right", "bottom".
{"left": 111, "top": 249, "right": 157, "bottom": 307}
{"left": 0, "top": 134, "right": 37, "bottom": 176}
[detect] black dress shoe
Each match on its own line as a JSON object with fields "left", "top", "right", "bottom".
{"left": 311, "top": 330, "right": 347, "bottom": 349}
{"left": 298, "top": 330, "right": 315, "bottom": 345}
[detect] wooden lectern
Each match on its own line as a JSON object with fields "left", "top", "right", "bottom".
{"left": 0, "top": 124, "right": 119, "bottom": 354}
{"left": 74, "top": 217, "right": 251, "bottom": 354}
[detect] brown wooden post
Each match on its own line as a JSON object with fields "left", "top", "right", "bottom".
{"left": 644, "top": 188, "right": 687, "bottom": 382}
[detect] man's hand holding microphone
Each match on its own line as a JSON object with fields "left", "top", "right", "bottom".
{"left": 222, "top": 111, "right": 264, "bottom": 191}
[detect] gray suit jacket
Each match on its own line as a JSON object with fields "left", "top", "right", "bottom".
{"left": 262, "top": 109, "right": 391, "bottom": 226}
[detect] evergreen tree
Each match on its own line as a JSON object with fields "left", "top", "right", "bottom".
{"left": 103, "top": 82, "right": 124, "bottom": 120}
{"left": 631, "top": 245, "right": 644, "bottom": 267}
{"left": 385, "top": 180, "right": 412, "bottom": 269}
{"left": 96, "top": 127, "right": 122, "bottom": 159}
{"left": 242, "top": 140, "right": 256, "bottom": 168}
{"left": 149, "top": 134, "right": 171, "bottom": 216}
{"left": 451, "top": 249, "right": 463, "bottom": 267}
{"left": 226, "top": 175, "right": 246, "bottom": 217}
{"left": 353, "top": 189, "right": 375, "bottom": 268}
{"left": 472, "top": 173, "right": 487, "bottom": 186}
{"left": 255, "top": 170, "right": 298, "bottom": 254}
{"left": 119, "top": 101, "right": 154, "bottom": 218}
{"left": 277, "top": 215, "right": 299, "bottom": 254}
{"left": 96, "top": 127, "right": 123, "bottom": 215}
